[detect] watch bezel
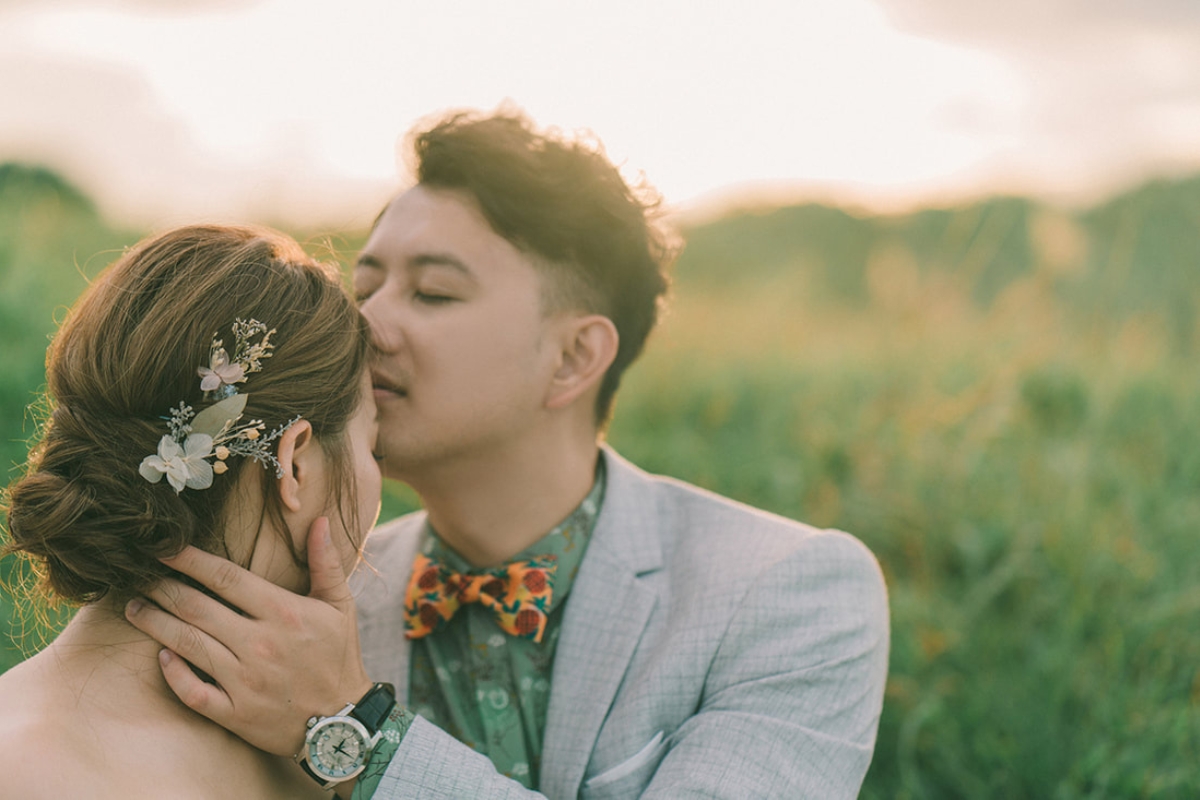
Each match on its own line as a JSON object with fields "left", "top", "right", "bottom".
{"left": 304, "top": 713, "right": 376, "bottom": 783}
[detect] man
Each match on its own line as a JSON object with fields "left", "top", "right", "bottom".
{"left": 126, "top": 109, "right": 889, "bottom": 798}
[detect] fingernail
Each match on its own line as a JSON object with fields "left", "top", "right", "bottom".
{"left": 126, "top": 598, "right": 143, "bottom": 616}
{"left": 159, "top": 649, "right": 172, "bottom": 666}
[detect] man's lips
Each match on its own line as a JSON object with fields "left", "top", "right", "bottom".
{"left": 371, "top": 375, "right": 407, "bottom": 398}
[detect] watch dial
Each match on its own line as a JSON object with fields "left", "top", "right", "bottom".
{"left": 309, "top": 721, "right": 367, "bottom": 779}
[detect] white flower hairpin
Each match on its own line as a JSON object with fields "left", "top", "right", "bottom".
{"left": 139, "top": 319, "right": 299, "bottom": 493}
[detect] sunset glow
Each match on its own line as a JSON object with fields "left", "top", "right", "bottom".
{"left": 3, "top": 0, "right": 1198, "bottom": 225}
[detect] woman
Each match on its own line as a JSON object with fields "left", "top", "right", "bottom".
{"left": 0, "top": 225, "right": 381, "bottom": 798}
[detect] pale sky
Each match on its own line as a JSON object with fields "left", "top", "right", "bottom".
{"left": 2, "top": 0, "right": 1199, "bottom": 227}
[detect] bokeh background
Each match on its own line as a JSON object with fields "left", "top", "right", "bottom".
{"left": 3, "top": 1, "right": 1199, "bottom": 796}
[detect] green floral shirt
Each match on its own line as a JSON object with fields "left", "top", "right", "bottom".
{"left": 407, "top": 462, "right": 605, "bottom": 788}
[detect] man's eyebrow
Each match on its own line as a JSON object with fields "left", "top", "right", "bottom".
{"left": 355, "top": 253, "right": 384, "bottom": 270}
{"left": 353, "top": 251, "right": 474, "bottom": 276}
{"left": 410, "top": 253, "right": 473, "bottom": 276}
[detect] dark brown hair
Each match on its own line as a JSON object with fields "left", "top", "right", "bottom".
{"left": 1, "top": 225, "right": 369, "bottom": 605}
{"left": 408, "top": 108, "right": 679, "bottom": 425}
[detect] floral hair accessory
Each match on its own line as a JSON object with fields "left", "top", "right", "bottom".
{"left": 139, "top": 319, "right": 298, "bottom": 493}
{"left": 197, "top": 318, "right": 275, "bottom": 400}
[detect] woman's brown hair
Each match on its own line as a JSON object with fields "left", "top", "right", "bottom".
{"left": 2, "top": 224, "right": 369, "bottom": 605}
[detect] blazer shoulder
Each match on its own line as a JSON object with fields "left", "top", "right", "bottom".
{"left": 632, "top": 469, "right": 885, "bottom": 609}
{"left": 351, "top": 511, "right": 426, "bottom": 608}
{"left": 647, "top": 472, "right": 829, "bottom": 552}
{"left": 362, "top": 511, "right": 425, "bottom": 563}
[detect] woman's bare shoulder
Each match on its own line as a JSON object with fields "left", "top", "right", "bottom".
{"left": 0, "top": 655, "right": 62, "bottom": 733}
{"left": 0, "top": 653, "right": 325, "bottom": 799}
{"left": 0, "top": 660, "right": 100, "bottom": 797}
{"left": 0, "top": 726, "right": 67, "bottom": 798}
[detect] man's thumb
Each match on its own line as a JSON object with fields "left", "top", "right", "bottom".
{"left": 307, "top": 517, "right": 352, "bottom": 606}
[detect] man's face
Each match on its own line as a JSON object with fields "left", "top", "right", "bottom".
{"left": 354, "top": 185, "right": 561, "bottom": 479}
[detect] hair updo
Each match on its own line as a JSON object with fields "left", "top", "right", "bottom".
{"left": 2, "top": 225, "right": 369, "bottom": 605}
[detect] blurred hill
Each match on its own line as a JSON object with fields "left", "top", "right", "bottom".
{"left": 677, "top": 175, "right": 1200, "bottom": 352}
{"left": 4, "top": 160, "right": 1198, "bottom": 341}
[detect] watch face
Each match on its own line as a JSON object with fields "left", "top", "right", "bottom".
{"left": 308, "top": 719, "right": 369, "bottom": 780}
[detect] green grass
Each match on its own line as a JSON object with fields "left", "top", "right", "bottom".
{"left": 610, "top": 340, "right": 1200, "bottom": 797}
{"left": 3, "top": 164, "right": 1198, "bottom": 796}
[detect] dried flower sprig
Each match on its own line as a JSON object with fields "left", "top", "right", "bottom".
{"left": 197, "top": 318, "right": 276, "bottom": 401}
{"left": 139, "top": 319, "right": 296, "bottom": 493}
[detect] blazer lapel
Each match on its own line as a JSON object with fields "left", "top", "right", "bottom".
{"left": 353, "top": 515, "right": 422, "bottom": 702}
{"left": 540, "top": 448, "right": 664, "bottom": 798}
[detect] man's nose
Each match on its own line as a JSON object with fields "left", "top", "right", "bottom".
{"left": 359, "top": 295, "right": 404, "bottom": 354}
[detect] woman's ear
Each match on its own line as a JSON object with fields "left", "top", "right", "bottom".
{"left": 274, "top": 419, "right": 315, "bottom": 513}
{"left": 545, "top": 314, "right": 619, "bottom": 411}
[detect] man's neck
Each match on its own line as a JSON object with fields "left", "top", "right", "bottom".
{"left": 402, "top": 436, "right": 601, "bottom": 568}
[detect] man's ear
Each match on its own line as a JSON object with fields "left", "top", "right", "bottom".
{"left": 545, "top": 315, "right": 619, "bottom": 411}
{"left": 274, "top": 419, "right": 315, "bottom": 513}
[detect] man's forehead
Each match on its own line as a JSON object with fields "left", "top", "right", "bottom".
{"left": 366, "top": 187, "right": 486, "bottom": 243}
{"left": 386, "top": 184, "right": 484, "bottom": 223}
{"left": 358, "top": 187, "right": 524, "bottom": 276}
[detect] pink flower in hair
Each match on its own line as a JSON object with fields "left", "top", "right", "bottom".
{"left": 197, "top": 348, "right": 245, "bottom": 393}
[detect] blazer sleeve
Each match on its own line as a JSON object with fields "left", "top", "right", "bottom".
{"left": 639, "top": 529, "right": 890, "bottom": 799}
{"left": 372, "top": 716, "right": 549, "bottom": 799}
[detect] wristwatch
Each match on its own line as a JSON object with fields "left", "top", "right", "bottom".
{"left": 298, "top": 682, "right": 397, "bottom": 789}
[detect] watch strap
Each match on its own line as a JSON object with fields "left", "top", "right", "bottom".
{"left": 350, "top": 682, "right": 396, "bottom": 733}
{"left": 298, "top": 753, "right": 334, "bottom": 788}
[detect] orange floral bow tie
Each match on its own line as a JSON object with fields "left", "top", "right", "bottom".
{"left": 403, "top": 553, "right": 558, "bottom": 643}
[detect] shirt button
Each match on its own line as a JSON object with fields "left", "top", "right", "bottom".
{"left": 488, "top": 688, "right": 510, "bottom": 710}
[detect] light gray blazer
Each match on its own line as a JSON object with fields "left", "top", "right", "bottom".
{"left": 352, "top": 447, "right": 889, "bottom": 799}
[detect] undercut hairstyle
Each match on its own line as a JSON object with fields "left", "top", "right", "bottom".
{"left": 409, "top": 109, "right": 679, "bottom": 426}
{"left": 2, "top": 225, "right": 370, "bottom": 605}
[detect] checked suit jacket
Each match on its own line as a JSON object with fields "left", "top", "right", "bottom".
{"left": 351, "top": 447, "right": 889, "bottom": 799}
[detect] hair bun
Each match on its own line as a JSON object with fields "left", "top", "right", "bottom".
{"left": 5, "top": 414, "right": 198, "bottom": 603}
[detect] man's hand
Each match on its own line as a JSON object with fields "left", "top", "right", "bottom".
{"left": 124, "top": 517, "right": 373, "bottom": 756}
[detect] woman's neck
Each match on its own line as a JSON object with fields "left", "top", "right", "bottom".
{"left": 44, "top": 601, "right": 190, "bottom": 719}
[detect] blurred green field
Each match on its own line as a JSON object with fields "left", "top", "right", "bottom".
{"left": 2, "top": 164, "right": 1198, "bottom": 797}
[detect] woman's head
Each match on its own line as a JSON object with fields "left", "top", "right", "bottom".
{"left": 2, "top": 224, "right": 375, "bottom": 605}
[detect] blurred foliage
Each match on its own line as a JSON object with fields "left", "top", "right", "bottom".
{"left": 2, "top": 163, "right": 1198, "bottom": 796}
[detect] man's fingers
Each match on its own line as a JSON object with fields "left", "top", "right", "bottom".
{"left": 158, "top": 648, "right": 235, "bottom": 723}
{"left": 125, "top": 596, "right": 235, "bottom": 679}
{"left": 140, "top": 577, "right": 245, "bottom": 637}
{"left": 306, "top": 516, "right": 353, "bottom": 609}
{"left": 160, "top": 545, "right": 283, "bottom": 614}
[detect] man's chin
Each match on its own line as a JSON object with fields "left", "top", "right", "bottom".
{"left": 379, "top": 451, "right": 419, "bottom": 483}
